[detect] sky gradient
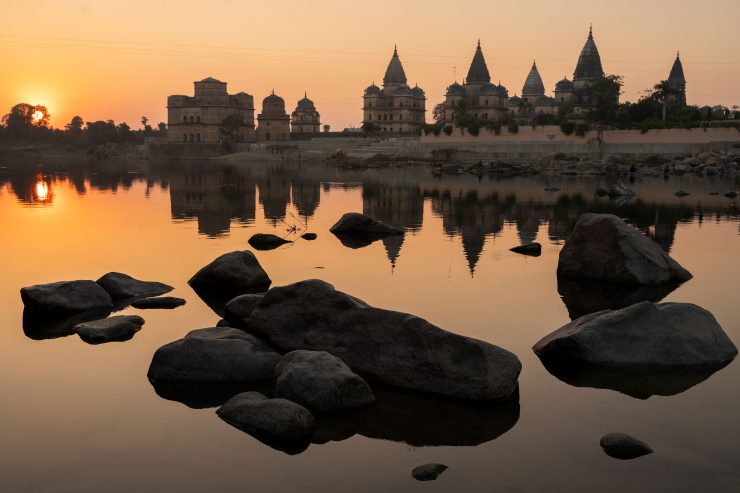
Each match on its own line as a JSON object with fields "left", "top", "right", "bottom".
{"left": 2, "top": 0, "right": 739, "bottom": 129}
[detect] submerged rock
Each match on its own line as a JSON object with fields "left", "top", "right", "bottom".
{"left": 223, "top": 293, "right": 264, "bottom": 328}
{"left": 510, "top": 242, "right": 541, "bottom": 257}
{"left": 557, "top": 213, "right": 692, "bottom": 285}
{"left": 674, "top": 190, "right": 690, "bottom": 197}
{"left": 131, "top": 296, "right": 186, "bottom": 309}
{"left": 543, "top": 186, "right": 560, "bottom": 192}
{"left": 533, "top": 301, "right": 737, "bottom": 368}
{"left": 188, "top": 250, "right": 271, "bottom": 299}
{"left": 247, "top": 233, "right": 292, "bottom": 251}
{"left": 274, "top": 350, "right": 375, "bottom": 413}
{"left": 147, "top": 327, "right": 281, "bottom": 384}
{"left": 217, "top": 392, "right": 315, "bottom": 453}
{"left": 96, "top": 272, "right": 173, "bottom": 302}
{"left": 608, "top": 181, "right": 636, "bottom": 197}
{"left": 412, "top": 463, "right": 448, "bottom": 481}
{"left": 74, "top": 315, "right": 145, "bottom": 344}
{"left": 21, "top": 280, "right": 113, "bottom": 315}
{"left": 725, "top": 191, "right": 738, "bottom": 199}
{"left": 330, "top": 212, "right": 403, "bottom": 236}
{"left": 600, "top": 433, "right": 653, "bottom": 460}
{"left": 247, "top": 280, "right": 521, "bottom": 401}
{"left": 301, "top": 232, "right": 318, "bottom": 240}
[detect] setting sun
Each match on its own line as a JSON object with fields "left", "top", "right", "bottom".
{"left": 31, "top": 111, "right": 44, "bottom": 123}
{"left": 34, "top": 181, "right": 49, "bottom": 201}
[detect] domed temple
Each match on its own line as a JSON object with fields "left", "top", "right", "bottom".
{"left": 508, "top": 61, "right": 557, "bottom": 121}
{"left": 257, "top": 91, "right": 291, "bottom": 141}
{"left": 666, "top": 51, "right": 687, "bottom": 107}
{"left": 362, "top": 46, "right": 427, "bottom": 134}
{"left": 291, "top": 93, "right": 321, "bottom": 134}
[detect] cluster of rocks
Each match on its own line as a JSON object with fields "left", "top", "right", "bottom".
{"left": 20, "top": 272, "right": 184, "bottom": 343}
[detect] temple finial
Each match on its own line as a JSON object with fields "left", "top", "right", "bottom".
{"left": 589, "top": 24, "right": 593, "bottom": 39}
{"left": 304, "top": 90, "right": 307, "bottom": 98}
{"left": 393, "top": 44, "right": 398, "bottom": 57}
{"left": 477, "top": 39, "right": 481, "bottom": 49}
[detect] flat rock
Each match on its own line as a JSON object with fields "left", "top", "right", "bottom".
{"left": 223, "top": 293, "right": 264, "bottom": 328}
{"left": 188, "top": 250, "right": 271, "bottom": 298}
{"left": 74, "top": 315, "right": 145, "bottom": 344}
{"left": 301, "top": 232, "right": 318, "bottom": 240}
{"left": 247, "top": 280, "right": 521, "bottom": 401}
{"left": 412, "top": 463, "right": 448, "bottom": 481}
{"left": 248, "top": 233, "right": 292, "bottom": 251}
{"left": 275, "top": 350, "right": 375, "bottom": 413}
{"left": 131, "top": 296, "right": 186, "bottom": 309}
{"left": 557, "top": 213, "right": 692, "bottom": 285}
{"left": 148, "top": 327, "right": 281, "bottom": 383}
{"left": 600, "top": 433, "right": 653, "bottom": 460}
{"left": 510, "top": 243, "right": 541, "bottom": 257}
{"left": 217, "top": 392, "right": 315, "bottom": 449}
{"left": 534, "top": 301, "right": 737, "bottom": 368}
{"left": 96, "top": 272, "right": 173, "bottom": 302}
{"left": 329, "top": 212, "right": 403, "bottom": 236}
{"left": 21, "top": 280, "right": 113, "bottom": 315}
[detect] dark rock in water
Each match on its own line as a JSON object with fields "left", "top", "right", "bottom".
{"left": 312, "top": 385, "right": 519, "bottom": 447}
{"left": 725, "top": 191, "right": 738, "bottom": 199}
{"left": 131, "top": 296, "right": 186, "bottom": 309}
{"left": 538, "top": 358, "right": 733, "bottom": 399}
{"left": 23, "top": 307, "right": 112, "bottom": 340}
{"left": 675, "top": 190, "right": 690, "bottom": 197}
{"left": 533, "top": 301, "right": 737, "bottom": 368}
{"left": 151, "top": 381, "right": 271, "bottom": 409}
{"left": 74, "top": 315, "right": 145, "bottom": 344}
{"left": 188, "top": 250, "right": 271, "bottom": 303}
{"left": 608, "top": 181, "right": 636, "bottom": 197}
{"left": 223, "top": 293, "right": 264, "bottom": 328}
{"left": 21, "top": 280, "right": 113, "bottom": 316}
{"left": 247, "top": 280, "right": 521, "bottom": 401}
{"left": 248, "top": 233, "right": 292, "bottom": 251}
{"left": 330, "top": 212, "right": 403, "bottom": 236}
{"left": 557, "top": 213, "right": 692, "bottom": 285}
{"left": 557, "top": 277, "right": 680, "bottom": 320}
{"left": 301, "top": 232, "right": 318, "bottom": 240}
{"left": 510, "top": 243, "right": 541, "bottom": 257}
{"left": 147, "top": 327, "right": 281, "bottom": 384}
{"left": 216, "top": 318, "right": 231, "bottom": 327}
{"left": 217, "top": 392, "right": 315, "bottom": 454}
{"left": 275, "top": 350, "right": 375, "bottom": 413}
{"left": 543, "top": 186, "right": 560, "bottom": 192}
{"left": 596, "top": 187, "right": 609, "bottom": 197}
{"left": 96, "top": 272, "right": 173, "bottom": 303}
{"left": 412, "top": 464, "right": 448, "bottom": 481}
{"left": 600, "top": 433, "right": 653, "bottom": 460}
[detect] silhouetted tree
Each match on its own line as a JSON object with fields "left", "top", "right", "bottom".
{"left": 586, "top": 74, "right": 623, "bottom": 124}
{"left": 432, "top": 103, "right": 445, "bottom": 125}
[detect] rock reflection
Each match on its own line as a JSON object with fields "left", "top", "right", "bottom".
{"left": 22, "top": 307, "right": 112, "bottom": 340}
{"left": 151, "top": 381, "right": 272, "bottom": 409}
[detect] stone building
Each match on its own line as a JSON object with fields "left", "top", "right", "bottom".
{"left": 362, "top": 47, "right": 426, "bottom": 134}
{"left": 442, "top": 41, "right": 509, "bottom": 124}
{"left": 167, "top": 77, "right": 255, "bottom": 143}
{"left": 552, "top": 27, "right": 606, "bottom": 120}
{"left": 666, "top": 52, "right": 687, "bottom": 107}
{"left": 257, "top": 91, "right": 291, "bottom": 141}
{"left": 291, "top": 93, "right": 321, "bottom": 134}
{"left": 508, "top": 61, "right": 557, "bottom": 121}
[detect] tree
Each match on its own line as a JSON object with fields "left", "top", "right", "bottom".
{"left": 323, "top": 124, "right": 330, "bottom": 133}
{"left": 651, "top": 80, "right": 682, "bottom": 123}
{"left": 66, "top": 115, "right": 84, "bottom": 135}
{"left": 117, "top": 122, "right": 132, "bottom": 143}
{"left": 220, "top": 113, "right": 244, "bottom": 140}
{"left": 1, "top": 103, "right": 50, "bottom": 137}
{"left": 86, "top": 120, "right": 118, "bottom": 145}
{"left": 157, "top": 122, "right": 167, "bottom": 133}
{"left": 361, "top": 122, "right": 380, "bottom": 134}
{"left": 141, "top": 116, "right": 148, "bottom": 129}
{"left": 432, "top": 103, "right": 445, "bottom": 125}
{"left": 586, "top": 74, "right": 623, "bottom": 125}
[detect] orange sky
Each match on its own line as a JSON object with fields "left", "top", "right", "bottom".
{"left": 2, "top": 0, "right": 739, "bottom": 130}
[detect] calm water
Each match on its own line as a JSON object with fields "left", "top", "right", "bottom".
{"left": 1, "top": 158, "right": 738, "bottom": 493}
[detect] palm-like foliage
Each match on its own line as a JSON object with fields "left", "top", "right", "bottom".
{"left": 652, "top": 80, "right": 682, "bottom": 123}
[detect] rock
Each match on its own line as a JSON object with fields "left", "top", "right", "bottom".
{"left": 274, "top": 350, "right": 375, "bottom": 413}
{"left": 600, "top": 433, "right": 653, "bottom": 460}
{"left": 329, "top": 213, "right": 403, "bottom": 236}
{"left": 412, "top": 463, "right": 448, "bottom": 481}
{"left": 20, "top": 280, "right": 113, "bottom": 315}
{"left": 131, "top": 296, "right": 186, "bottom": 309}
{"left": 147, "top": 327, "right": 281, "bottom": 383}
{"left": 217, "top": 392, "right": 315, "bottom": 450}
{"left": 223, "top": 293, "right": 264, "bottom": 328}
{"left": 247, "top": 280, "right": 521, "bottom": 401}
{"left": 96, "top": 272, "right": 173, "bottom": 302}
{"left": 557, "top": 213, "right": 692, "bottom": 285}
{"left": 188, "top": 250, "right": 271, "bottom": 300}
{"left": 301, "top": 232, "right": 318, "bottom": 240}
{"left": 23, "top": 309, "right": 112, "bottom": 340}
{"left": 596, "top": 187, "right": 609, "bottom": 197}
{"left": 674, "top": 190, "right": 690, "bottom": 197}
{"left": 533, "top": 301, "right": 737, "bottom": 368}
{"left": 247, "top": 233, "right": 292, "bottom": 251}
{"left": 543, "top": 186, "right": 560, "bottom": 192}
{"left": 703, "top": 165, "right": 720, "bottom": 176}
{"left": 74, "top": 315, "right": 145, "bottom": 344}
{"left": 683, "top": 157, "right": 701, "bottom": 167}
{"left": 672, "top": 164, "right": 691, "bottom": 173}
{"left": 725, "top": 191, "right": 738, "bottom": 199}
{"left": 510, "top": 243, "right": 541, "bottom": 257}
{"left": 607, "top": 181, "right": 635, "bottom": 197}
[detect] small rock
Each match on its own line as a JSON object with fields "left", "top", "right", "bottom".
{"left": 412, "top": 463, "right": 449, "bottom": 481}
{"left": 725, "top": 191, "right": 738, "bottom": 199}
{"left": 96, "top": 272, "right": 173, "bottom": 302}
{"left": 188, "top": 250, "right": 271, "bottom": 297}
{"left": 543, "top": 186, "right": 560, "bottom": 192}
{"left": 74, "top": 315, "right": 145, "bottom": 344}
{"left": 600, "top": 433, "right": 653, "bottom": 460}
{"left": 330, "top": 212, "right": 403, "bottom": 236}
{"left": 248, "top": 233, "right": 292, "bottom": 251}
{"left": 224, "top": 293, "right": 264, "bottom": 327}
{"left": 509, "top": 243, "right": 541, "bottom": 257}
{"left": 131, "top": 296, "right": 186, "bottom": 309}
{"left": 596, "top": 187, "right": 609, "bottom": 197}
{"left": 674, "top": 190, "right": 690, "bottom": 197}
{"left": 21, "top": 280, "right": 113, "bottom": 315}
{"left": 217, "top": 391, "right": 315, "bottom": 443}
{"left": 301, "top": 232, "right": 318, "bottom": 240}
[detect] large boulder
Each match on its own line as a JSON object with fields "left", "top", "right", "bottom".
{"left": 147, "top": 327, "right": 281, "bottom": 384}
{"left": 274, "top": 350, "right": 375, "bottom": 413}
{"left": 74, "top": 315, "right": 145, "bottom": 344}
{"left": 247, "top": 280, "right": 521, "bottom": 401}
{"left": 533, "top": 301, "right": 737, "bottom": 369}
{"left": 21, "top": 280, "right": 113, "bottom": 315}
{"left": 248, "top": 233, "right": 292, "bottom": 251}
{"left": 188, "top": 250, "right": 271, "bottom": 301}
{"left": 557, "top": 214, "right": 692, "bottom": 285}
{"left": 217, "top": 392, "right": 315, "bottom": 452}
{"left": 96, "top": 272, "right": 173, "bottom": 302}
{"left": 330, "top": 213, "right": 403, "bottom": 236}
{"left": 223, "top": 293, "right": 265, "bottom": 328}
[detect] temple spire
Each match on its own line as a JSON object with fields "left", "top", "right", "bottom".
{"left": 465, "top": 41, "right": 491, "bottom": 84}
{"left": 383, "top": 45, "right": 407, "bottom": 85}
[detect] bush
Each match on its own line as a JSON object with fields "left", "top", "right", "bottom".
{"left": 484, "top": 121, "right": 502, "bottom": 135}
{"left": 467, "top": 123, "right": 480, "bottom": 136}
{"left": 560, "top": 122, "right": 576, "bottom": 135}
{"left": 575, "top": 123, "right": 590, "bottom": 137}
{"left": 507, "top": 122, "right": 519, "bottom": 134}
{"left": 442, "top": 125, "right": 453, "bottom": 136}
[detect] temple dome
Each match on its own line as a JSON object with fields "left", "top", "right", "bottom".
{"left": 479, "top": 83, "right": 499, "bottom": 95}
{"left": 508, "top": 95, "right": 523, "bottom": 106}
{"left": 555, "top": 78, "right": 574, "bottom": 92}
{"left": 495, "top": 84, "right": 509, "bottom": 98}
{"left": 364, "top": 83, "right": 381, "bottom": 95}
{"left": 466, "top": 40, "right": 491, "bottom": 84}
{"left": 574, "top": 26, "right": 604, "bottom": 80}
{"left": 446, "top": 82, "right": 465, "bottom": 96}
{"left": 668, "top": 52, "right": 686, "bottom": 86}
{"left": 296, "top": 93, "right": 316, "bottom": 110}
{"left": 261, "top": 92, "right": 287, "bottom": 115}
{"left": 411, "top": 85, "right": 425, "bottom": 96}
{"left": 522, "top": 61, "right": 546, "bottom": 97}
{"left": 383, "top": 46, "right": 408, "bottom": 85}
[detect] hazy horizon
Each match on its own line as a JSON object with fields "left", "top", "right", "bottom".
{"left": 3, "top": 0, "right": 739, "bottom": 129}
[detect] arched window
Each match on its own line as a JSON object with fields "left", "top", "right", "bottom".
{"left": 183, "top": 133, "right": 187, "bottom": 142}
{"left": 196, "top": 116, "right": 201, "bottom": 123}
{"left": 189, "top": 134, "right": 194, "bottom": 142}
